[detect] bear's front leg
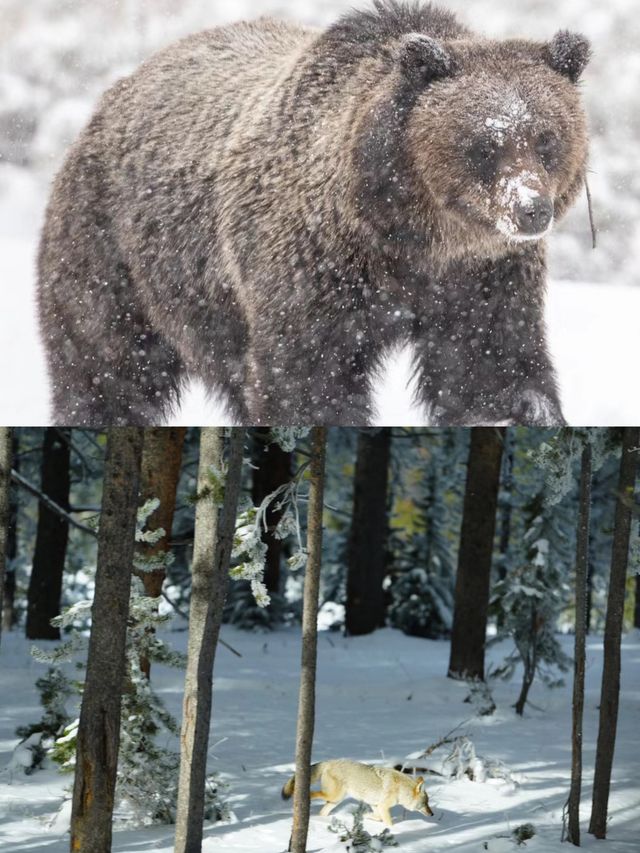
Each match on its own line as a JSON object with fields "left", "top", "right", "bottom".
{"left": 244, "top": 325, "right": 376, "bottom": 425}
{"left": 413, "top": 249, "right": 565, "bottom": 426}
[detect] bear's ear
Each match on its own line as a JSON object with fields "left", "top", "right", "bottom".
{"left": 398, "top": 33, "right": 456, "bottom": 84}
{"left": 544, "top": 30, "right": 591, "bottom": 82}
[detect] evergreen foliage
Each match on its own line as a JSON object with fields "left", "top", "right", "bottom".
{"left": 19, "top": 501, "right": 224, "bottom": 826}
{"left": 13, "top": 667, "right": 75, "bottom": 773}
{"left": 328, "top": 803, "right": 398, "bottom": 851}
{"left": 491, "top": 495, "right": 572, "bottom": 713}
{"left": 223, "top": 581, "right": 289, "bottom": 631}
{"left": 388, "top": 567, "right": 453, "bottom": 638}
{"left": 387, "top": 429, "right": 463, "bottom": 639}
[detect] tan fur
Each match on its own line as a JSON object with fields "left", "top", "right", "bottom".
{"left": 282, "top": 759, "right": 433, "bottom": 826}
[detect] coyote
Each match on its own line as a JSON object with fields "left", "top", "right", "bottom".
{"left": 282, "top": 759, "right": 433, "bottom": 826}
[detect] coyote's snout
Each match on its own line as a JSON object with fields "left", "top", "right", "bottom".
{"left": 282, "top": 759, "right": 433, "bottom": 826}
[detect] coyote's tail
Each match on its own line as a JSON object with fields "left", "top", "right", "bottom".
{"left": 281, "top": 762, "right": 322, "bottom": 800}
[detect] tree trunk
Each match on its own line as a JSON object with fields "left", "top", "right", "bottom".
{"left": 588, "top": 427, "right": 639, "bottom": 839}
{"left": 26, "top": 428, "right": 71, "bottom": 640}
{"left": 70, "top": 427, "right": 144, "bottom": 853}
{"left": 514, "top": 617, "right": 538, "bottom": 716}
{"left": 174, "top": 428, "right": 245, "bottom": 853}
{"left": 2, "top": 431, "right": 18, "bottom": 633}
{"left": 496, "top": 428, "right": 515, "bottom": 630}
{"left": 289, "top": 427, "right": 326, "bottom": 853}
{"left": 448, "top": 427, "right": 504, "bottom": 681}
{"left": 0, "top": 428, "right": 12, "bottom": 649}
{"left": 251, "top": 428, "right": 293, "bottom": 594}
{"left": 497, "top": 427, "right": 515, "bottom": 577}
{"left": 345, "top": 428, "right": 391, "bottom": 636}
{"left": 567, "top": 441, "right": 592, "bottom": 845}
{"left": 136, "top": 427, "right": 186, "bottom": 677}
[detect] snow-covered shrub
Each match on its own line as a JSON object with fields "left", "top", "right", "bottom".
{"left": 12, "top": 667, "right": 74, "bottom": 774}
{"left": 329, "top": 803, "right": 398, "bottom": 851}
{"left": 483, "top": 824, "right": 536, "bottom": 850}
{"left": 388, "top": 567, "right": 453, "bottom": 639}
{"left": 463, "top": 678, "right": 496, "bottom": 717}
{"left": 403, "top": 736, "right": 517, "bottom": 787}
{"left": 117, "top": 655, "right": 226, "bottom": 825}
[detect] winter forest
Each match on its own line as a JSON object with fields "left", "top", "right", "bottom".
{"left": 2, "top": 0, "right": 640, "bottom": 425}
{"left": 0, "top": 426, "right": 638, "bottom": 852}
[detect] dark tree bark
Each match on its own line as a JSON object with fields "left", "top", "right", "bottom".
{"left": 0, "top": 428, "right": 12, "bottom": 649}
{"left": 345, "top": 428, "right": 391, "bottom": 636}
{"left": 70, "top": 427, "right": 144, "bottom": 853}
{"left": 496, "top": 428, "right": 515, "bottom": 630}
{"left": 567, "top": 441, "right": 592, "bottom": 845}
{"left": 448, "top": 427, "right": 505, "bottom": 681}
{"left": 589, "top": 427, "right": 639, "bottom": 839}
{"left": 26, "top": 428, "right": 71, "bottom": 640}
{"left": 175, "top": 428, "right": 245, "bottom": 853}
{"left": 135, "top": 427, "right": 186, "bottom": 678}
{"left": 289, "top": 427, "right": 326, "bottom": 853}
{"left": 251, "top": 428, "right": 293, "bottom": 594}
{"left": 2, "top": 431, "right": 18, "bottom": 632}
{"left": 497, "top": 427, "right": 515, "bottom": 578}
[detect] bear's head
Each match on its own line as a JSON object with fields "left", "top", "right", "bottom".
{"left": 402, "top": 30, "right": 590, "bottom": 247}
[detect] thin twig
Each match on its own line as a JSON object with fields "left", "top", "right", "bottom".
{"left": 585, "top": 176, "right": 597, "bottom": 249}
{"left": 11, "top": 469, "right": 97, "bottom": 537}
{"left": 160, "top": 590, "right": 242, "bottom": 657}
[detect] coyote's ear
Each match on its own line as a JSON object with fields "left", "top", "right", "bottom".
{"left": 399, "top": 33, "right": 456, "bottom": 83}
{"left": 414, "top": 776, "right": 424, "bottom": 792}
{"left": 543, "top": 30, "right": 591, "bottom": 82}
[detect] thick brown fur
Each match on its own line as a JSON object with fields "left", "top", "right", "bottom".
{"left": 38, "top": 1, "right": 590, "bottom": 425}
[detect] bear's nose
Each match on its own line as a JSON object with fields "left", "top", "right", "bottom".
{"left": 515, "top": 196, "right": 554, "bottom": 235}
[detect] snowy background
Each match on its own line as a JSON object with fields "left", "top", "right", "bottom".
{"left": 1, "top": 0, "right": 639, "bottom": 425}
{"left": 1, "top": 626, "right": 639, "bottom": 853}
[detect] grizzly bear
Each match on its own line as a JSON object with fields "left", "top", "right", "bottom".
{"left": 37, "top": 0, "right": 590, "bottom": 426}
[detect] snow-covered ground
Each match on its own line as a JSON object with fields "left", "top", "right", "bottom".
{"left": 0, "top": 626, "right": 638, "bottom": 852}
{"left": 2, "top": 229, "right": 640, "bottom": 425}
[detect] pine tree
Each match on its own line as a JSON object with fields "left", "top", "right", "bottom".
{"left": 2, "top": 431, "right": 18, "bottom": 633}
{"left": 345, "top": 428, "right": 391, "bottom": 635}
{"left": 289, "top": 427, "right": 327, "bottom": 853}
{"left": 135, "top": 427, "right": 186, "bottom": 677}
{"left": 26, "top": 428, "right": 71, "bottom": 640}
{"left": 491, "top": 491, "right": 571, "bottom": 715}
{"left": 174, "top": 428, "right": 245, "bottom": 853}
{"left": 0, "top": 427, "right": 12, "bottom": 649}
{"left": 387, "top": 428, "right": 463, "bottom": 639}
{"left": 70, "top": 427, "right": 144, "bottom": 853}
{"left": 589, "top": 427, "right": 639, "bottom": 839}
{"left": 448, "top": 428, "right": 504, "bottom": 680}
{"left": 567, "top": 440, "right": 592, "bottom": 845}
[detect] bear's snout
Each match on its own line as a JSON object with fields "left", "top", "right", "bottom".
{"left": 514, "top": 195, "right": 554, "bottom": 236}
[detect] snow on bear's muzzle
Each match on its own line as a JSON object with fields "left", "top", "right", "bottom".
{"left": 496, "top": 172, "right": 554, "bottom": 241}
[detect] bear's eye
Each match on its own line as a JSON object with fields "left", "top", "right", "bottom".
{"left": 467, "top": 140, "right": 499, "bottom": 180}
{"left": 535, "top": 132, "right": 559, "bottom": 169}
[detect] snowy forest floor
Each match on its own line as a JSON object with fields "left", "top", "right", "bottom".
{"left": 1, "top": 626, "right": 639, "bottom": 853}
{"left": 3, "top": 233, "right": 640, "bottom": 426}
